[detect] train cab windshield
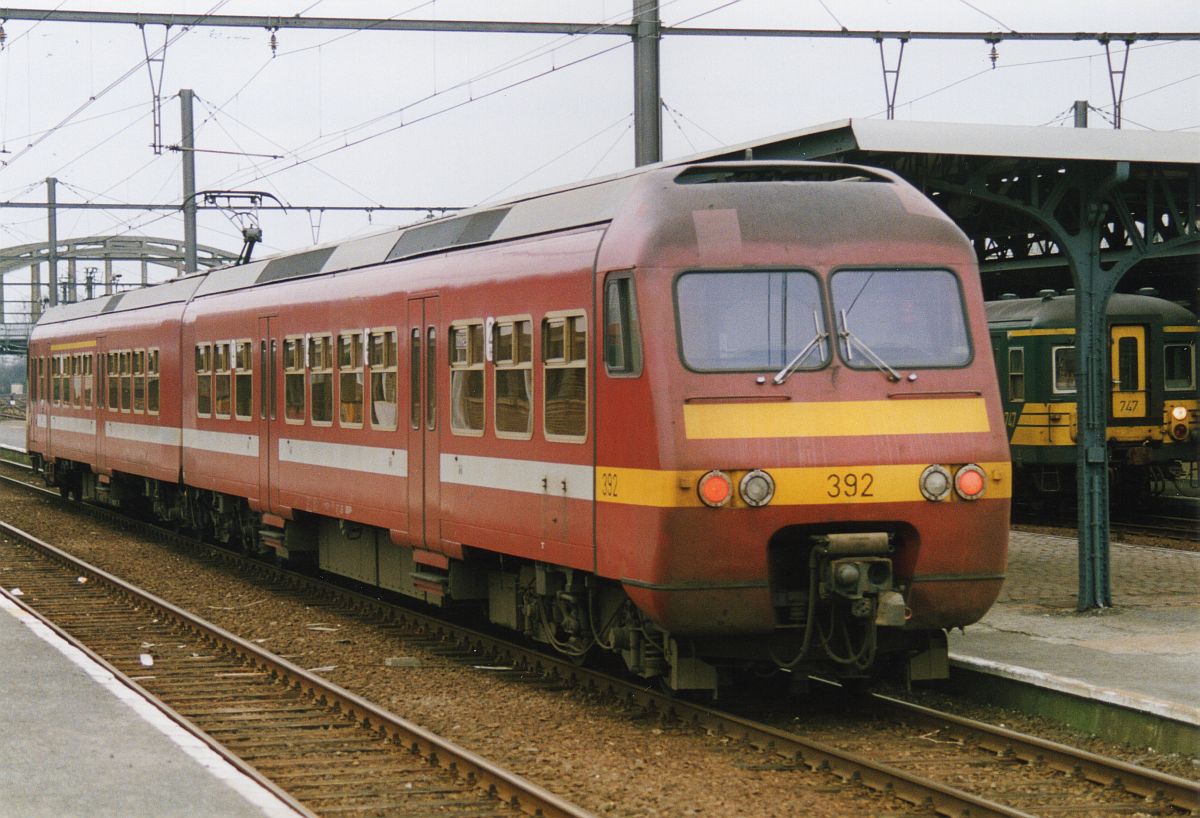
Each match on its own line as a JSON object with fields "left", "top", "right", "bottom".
{"left": 831, "top": 269, "right": 971, "bottom": 370}
{"left": 676, "top": 270, "right": 830, "bottom": 372}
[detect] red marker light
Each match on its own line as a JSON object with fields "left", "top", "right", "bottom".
{"left": 698, "top": 470, "right": 733, "bottom": 508}
{"left": 954, "top": 465, "right": 986, "bottom": 500}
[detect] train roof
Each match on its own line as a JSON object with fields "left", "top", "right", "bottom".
{"left": 985, "top": 292, "right": 1198, "bottom": 329}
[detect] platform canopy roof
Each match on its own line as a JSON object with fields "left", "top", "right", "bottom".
{"left": 690, "top": 118, "right": 1200, "bottom": 301}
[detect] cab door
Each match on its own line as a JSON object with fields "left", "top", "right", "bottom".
{"left": 1110, "top": 325, "right": 1148, "bottom": 420}
{"left": 406, "top": 295, "right": 441, "bottom": 550}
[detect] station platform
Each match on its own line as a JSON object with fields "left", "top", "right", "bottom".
{"left": 947, "top": 529, "right": 1200, "bottom": 753}
{"left": 0, "top": 592, "right": 304, "bottom": 818}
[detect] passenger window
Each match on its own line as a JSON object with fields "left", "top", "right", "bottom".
{"left": 494, "top": 318, "right": 532, "bottom": 438}
{"left": 283, "top": 337, "right": 305, "bottom": 423}
{"left": 338, "top": 332, "right": 364, "bottom": 427}
{"left": 426, "top": 327, "right": 437, "bottom": 431}
{"left": 1007, "top": 347, "right": 1025, "bottom": 403}
{"left": 234, "top": 341, "right": 253, "bottom": 420}
{"left": 410, "top": 329, "right": 421, "bottom": 430}
{"left": 543, "top": 313, "right": 587, "bottom": 441}
{"left": 195, "top": 344, "right": 212, "bottom": 416}
{"left": 52, "top": 356, "right": 61, "bottom": 405}
{"left": 132, "top": 349, "right": 145, "bottom": 413}
{"left": 119, "top": 350, "right": 132, "bottom": 412}
{"left": 70, "top": 354, "right": 81, "bottom": 408}
{"left": 82, "top": 353, "right": 93, "bottom": 409}
{"left": 147, "top": 349, "right": 160, "bottom": 415}
{"left": 369, "top": 329, "right": 398, "bottom": 430}
{"left": 214, "top": 342, "right": 232, "bottom": 419}
{"left": 1052, "top": 346, "right": 1077, "bottom": 394}
{"left": 309, "top": 334, "right": 334, "bottom": 425}
{"left": 604, "top": 275, "right": 642, "bottom": 376}
{"left": 450, "top": 322, "right": 485, "bottom": 435}
{"left": 107, "top": 352, "right": 119, "bottom": 410}
{"left": 1165, "top": 343, "right": 1196, "bottom": 391}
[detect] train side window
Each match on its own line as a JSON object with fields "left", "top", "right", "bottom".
{"left": 410, "top": 329, "right": 421, "bottom": 430}
{"left": 51, "top": 356, "right": 60, "bottom": 405}
{"left": 368, "top": 329, "right": 398, "bottom": 430}
{"left": 70, "top": 354, "right": 81, "bottom": 408}
{"left": 283, "top": 337, "right": 305, "bottom": 423}
{"left": 426, "top": 327, "right": 437, "bottom": 431}
{"left": 450, "top": 321, "right": 485, "bottom": 435}
{"left": 1051, "top": 345, "right": 1076, "bottom": 394}
{"left": 604, "top": 275, "right": 642, "bottom": 377}
{"left": 338, "top": 332, "right": 364, "bottom": 427}
{"left": 132, "top": 349, "right": 145, "bottom": 413}
{"left": 196, "top": 343, "right": 213, "bottom": 416}
{"left": 108, "top": 352, "right": 120, "bottom": 410}
{"left": 82, "top": 353, "right": 93, "bottom": 409}
{"left": 543, "top": 312, "right": 587, "bottom": 441}
{"left": 494, "top": 318, "right": 533, "bottom": 439}
{"left": 147, "top": 349, "right": 160, "bottom": 415}
{"left": 214, "top": 342, "right": 232, "bottom": 419}
{"left": 120, "top": 350, "right": 132, "bottom": 412}
{"left": 1007, "top": 347, "right": 1025, "bottom": 402}
{"left": 234, "top": 341, "right": 253, "bottom": 420}
{"left": 1164, "top": 343, "right": 1195, "bottom": 391}
{"left": 309, "top": 334, "right": 334, "bottom": 425}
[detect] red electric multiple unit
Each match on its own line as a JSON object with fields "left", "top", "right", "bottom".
{"left": 28, "top": 161, "right": 1011, "bottom": 692}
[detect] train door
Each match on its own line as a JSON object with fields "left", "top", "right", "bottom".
{"left": 257, "top": 316, "right": 279, "bottom": 511}
{"left": 1110, "top": 325, "right": 1148, "bottom": 420}
{"left": 94, "top": 337, "right": 107, "bottom": 473}
{"left": 406, "top": 295, "right": 441, "bottom": 549}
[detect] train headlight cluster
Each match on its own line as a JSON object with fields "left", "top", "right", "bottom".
{"left": 697, "top": 469, "right": 776, "bottom": 508}
{"left": 920, "top": 464, "right": 986, "bottom": 501}
{"left": 1169, "top": 405, "right": 1190, "bottom": 441}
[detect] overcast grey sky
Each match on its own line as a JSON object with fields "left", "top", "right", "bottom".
{"left": 1, "top": 0, "right": 1197, "bottom": 276}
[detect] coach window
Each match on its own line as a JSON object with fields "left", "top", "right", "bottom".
{"left": 50, "top": 356, "right": 60, "bottom": 405}
{"left": 107, "top": 352, "right": 119, "bottom": 410}
{"left": 283, "top": 337, "right": 305, "bottom": 423}
{"left": 543, "top": 312, "right": 587, "bottom": 441}
{"left": 70, "top": 355, "right": 82, "bottom": 408}
{"left": 338, "top": 332, "right": 364, "bottom": 427}
{"left": 369, "top": 329, "right": 398, "bottom": 430}
{"left": 132, "top": 349, "right": 146, "bottom": 413}
{"left": 494, "top": 318, "right": 532, "bottom": 438}
{"left": 450, "top": 321, "right": 485, "bottom": 435}
{"left": 604, "top": 275, "right": 642, "bottom": 376}
{"left": 82, "top": 354, "right": 94, "bottom": 409}
{"left": 410, "top": 329, "right": 421, "bottom": 430}
{"left": 426, "top": 327, "right": 438, "bottom": 431}
{"left": 1052, "top": 346, "right": 1077, "bottom": 394}
{"left": 119, "top": 350, "right": 132, "bottom": 412}
{"left": 1165, "top": 343, "right": 1195, "bottom": 391}
{"left": 310, "top": 334, "right": 334, "bottom": 425}
{"left": 196, "top": 344, "right": 213, "bottom": 416}
{"left": 147, "top": 349, "right": 160, "bottom": 415}
{"left": 234, "top": 341, "right": 253, "bottom": 421}
{"left": 1007, "top": 347, "right": 1025, "bottom": 402}
{"left": 214, "top": 342, "right": 232, "bottom": 419}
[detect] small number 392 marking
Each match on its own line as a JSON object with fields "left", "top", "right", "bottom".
{"left": 826, "top": 472, "right": 875, "bottom": 498}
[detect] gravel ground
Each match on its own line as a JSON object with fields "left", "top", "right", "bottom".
{"left": 2, "top": 480, "right": 1196, "bottom": 815}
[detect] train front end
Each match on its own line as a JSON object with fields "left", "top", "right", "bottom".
{"left": 593, "top": 163, "right": 1010, "bottom": 690}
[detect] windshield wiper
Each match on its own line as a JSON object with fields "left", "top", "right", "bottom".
{"left": 772, "top": 312, "right": 828, "bottom": 385}
{"left": 837, "top": 309, "right": 901, "bottom": 382}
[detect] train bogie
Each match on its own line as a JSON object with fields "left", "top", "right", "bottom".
{"left": 28, "top": 161, "right": 1010, "bottom": 693}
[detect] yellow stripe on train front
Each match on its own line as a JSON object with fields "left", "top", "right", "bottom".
{"left": 682, "top": 397, "right": 990, "bottom": 440}
{"left": 596, "top": 462, "right": 1012, "bottom": 508}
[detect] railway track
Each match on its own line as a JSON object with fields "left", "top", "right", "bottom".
{"left": 1, "top": 469, "right": 1196, "bottom": 817}
{"left": 0, "top": 516, "right": 592, "bottom": 818}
